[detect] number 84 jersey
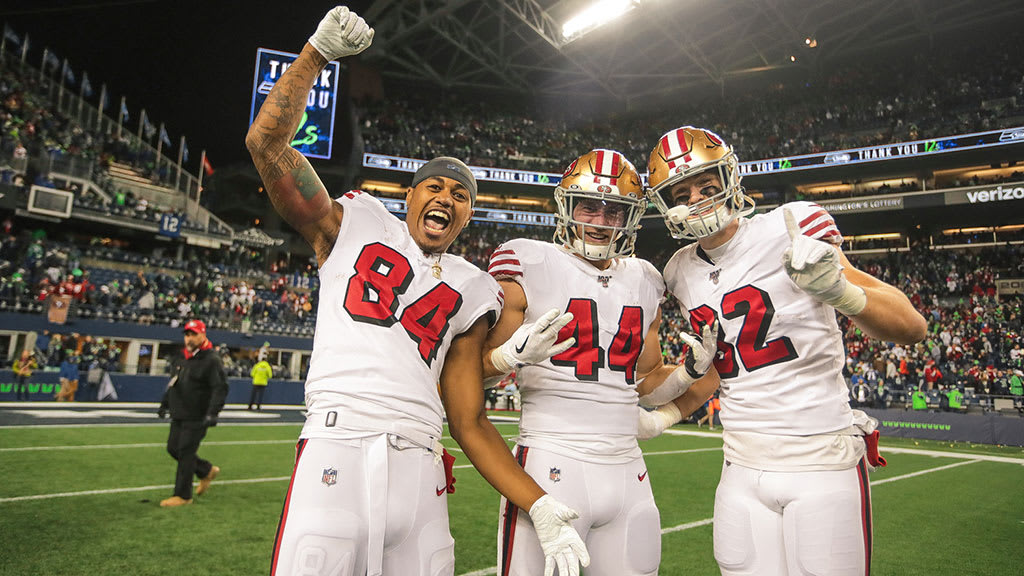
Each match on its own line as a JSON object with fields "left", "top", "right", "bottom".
{"left": 303, "top": 191, "right": 502, "bottom": 440}
{"left": 663, "top": 201, "right": 852, "bottom": 436}
{"left": 489, "top": 239, "right": 665, "bottom": 463}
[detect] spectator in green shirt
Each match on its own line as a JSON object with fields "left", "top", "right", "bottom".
{"left": 248, "top": 359, "right": 273, "bottom": 411}
{"left": 911, "top": 387, "right": 928, "bottom": 410}
{"left": 946, "top": 387, "right": 964, "bottom": 412}
{"left": 1010, "top": 370, "right": 1023, "bottom": 396}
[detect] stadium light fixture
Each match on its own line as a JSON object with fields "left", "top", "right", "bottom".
{"left": 561, "top": 0, "right": 642, "bottom": 43}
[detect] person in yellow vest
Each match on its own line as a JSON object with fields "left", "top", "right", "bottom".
{"left": 13, "top": 350, "right": 38, "bottom": 401}
{"left": 248, "top": 358, "right": 273, "bottom": 411}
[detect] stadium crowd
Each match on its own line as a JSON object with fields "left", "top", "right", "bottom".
{"left": 0, "top": 229, "right": 320, "bottom": 338}
{"left": 3, "top": 211, "right": 1022, "bottom": 400}
{"left": 3, "top": 34, "right": 1023, "bottom": 399}
{"left": 360, "top": 36, "right": 1024, "bottom": 173}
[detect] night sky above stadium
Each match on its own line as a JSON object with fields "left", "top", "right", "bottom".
{"left": 5, "top": 0, "right": 372, "bottom": 171}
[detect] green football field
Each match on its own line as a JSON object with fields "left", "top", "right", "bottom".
{"left": 1, "top": 416, "right": 1023, "bottom": 575}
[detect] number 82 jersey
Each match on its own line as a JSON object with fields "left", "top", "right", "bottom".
{"left": 663, "top": 201, "right": 852, "bottom": 436}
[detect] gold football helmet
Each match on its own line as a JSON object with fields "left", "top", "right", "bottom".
{"left": 554, "top": 149, "right": 646, "bottom": 260}
{"left": 647, "top": 126, "right": 754, "bottom": 239}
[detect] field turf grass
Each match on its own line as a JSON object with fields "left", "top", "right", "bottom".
{"left": 1, "top": 418, "right": 1023, "bottom": 575}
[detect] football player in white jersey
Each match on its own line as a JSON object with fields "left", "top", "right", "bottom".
{"left": 246, "top": 7, "right": 588, "bottom": 576}
{"left": 642, "top": 126, "right": 928, "bottom": 576}
{"left": 483, "top": 149, "right": 705, "bottom": 576}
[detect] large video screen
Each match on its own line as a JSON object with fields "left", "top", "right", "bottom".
{"left": 249, "top": 48, "right": 341, "bottom": 160}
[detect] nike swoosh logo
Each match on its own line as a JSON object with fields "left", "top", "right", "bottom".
{"left": 436, "top": 486, "right": 446, "bottom": 496}
{"left": 638, "top": 471, "right": 648, "bottom": 482}
{"left": 514, "top": 337, "right": 528, "bottom": 354}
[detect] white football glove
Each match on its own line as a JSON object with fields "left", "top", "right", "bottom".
{"left": 639, "top": 321, "right": 717, "bottom": 407}
{"left": 528, "top": 494, "right": 591, "bottom": 576}
{"left": 781, "top": 209, "right": 866, "bottom": 316}
{"left": 490, "top": 308, "right": 575, "bottom": 374}
{"left": 637, "top": 403, "right": 682, "bottom": 440}
{"left": 308, "top": 6, "right": 374, "bottom": 62}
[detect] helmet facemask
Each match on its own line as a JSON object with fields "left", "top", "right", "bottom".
{"left": 553, "top": 149, "right": 647, "bottom": 261}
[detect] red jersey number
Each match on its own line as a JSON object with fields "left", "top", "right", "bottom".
{"left": 343, "top": 243, "right": 463, "bottom": 367}
{"left": 688, "top": 285, "right": 797, "bottom": 379}
{"left": 551, "top": 299, "right": 644, "bottom": 384}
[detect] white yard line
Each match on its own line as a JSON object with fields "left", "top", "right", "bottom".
{"left": 4, "top": 435, "right": 517, "bottom": 453}
{"left": 0, "top": 439, "right": 298, "bottom": 452}
{"left": 880, "top": 446, "right": 1024, "bottom": 465}
{"left": 0, "top": 476, "right": 292, "bottom": 503}
{"left": 870, "top": 459, "right": 981, "bottom": 484}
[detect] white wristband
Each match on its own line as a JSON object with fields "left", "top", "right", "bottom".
{"left": 638, "top": 366, "right": 695, "bottom": 408}
{"left": 829, "top": 282, "right": 867, "bottom": 316}
{"left": 490, "top": 346, "right": 514, "bottom": 375}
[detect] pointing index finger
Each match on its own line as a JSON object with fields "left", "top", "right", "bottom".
{"left": 783, "top": 208, "right": 799, "bottom": 241}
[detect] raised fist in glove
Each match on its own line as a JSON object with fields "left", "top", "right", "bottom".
{"left": 491, "top": 308, "right": 575, "bottom": 374}
{"left": 308, "top": 6, "right": 374, "bottom": 61}
{"left": 782, "top": 208, "right": 866, "bottom": 316}
{"left": 528, "top": 494, "right": 591, "bottom": 576}
{"left": 639, "top": 321, "right": 717, "bottom": 407}
{"left": 157, "top": 406, "right": 167, "bottom": 419}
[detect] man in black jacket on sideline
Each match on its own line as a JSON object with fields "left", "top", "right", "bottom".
{"left": 158, "top": 319, "right": 228, "bottom": 507}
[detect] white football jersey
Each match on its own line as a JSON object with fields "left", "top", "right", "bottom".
{"left": 664, "top": 201, "right": 851, "bottom": 436}
{"left": 302, "top": 191, "right": 502, "bottom": 441}
{"left": 489, "top": 239, "right": 665, "bottom": 463}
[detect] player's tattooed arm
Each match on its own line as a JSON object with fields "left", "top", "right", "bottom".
{"left": 246, "top": 44, "right": 340, "bottom": 265}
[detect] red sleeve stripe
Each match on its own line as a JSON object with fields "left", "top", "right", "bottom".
{"left": 491, "top": 249, "right": 516, "bottom": 257}
{"left": 489, "top": 269, "right": 522, "bottom": 278}
{"left": 488, "top": 258, "right": 521, "bottom": 270}
{"left": 800, "top": 209, "right": 831, "bottom": 228}
{"left": 804, "top": 220, "right": 837, "bottom": 238}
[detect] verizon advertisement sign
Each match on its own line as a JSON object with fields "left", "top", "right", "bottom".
{"left": 946, "top": 182, "right": 1024, "bottom": 205}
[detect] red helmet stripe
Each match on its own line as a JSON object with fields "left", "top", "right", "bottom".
{"left": 673, "top": 128, "right": 692, "bottom": 157}
{"left": 705, "top": 130, "right": 723, "bottom": 146}
{"left": 660, "top": 134, "right": 674, "bottom": 160}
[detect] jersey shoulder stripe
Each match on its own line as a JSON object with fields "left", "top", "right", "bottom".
{"left": 781, "top": 201, "right": 843, "bottom": 245}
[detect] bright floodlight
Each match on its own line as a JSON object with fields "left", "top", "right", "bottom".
{"left": 561, "top": 0, "right": 641, "bottom": 42}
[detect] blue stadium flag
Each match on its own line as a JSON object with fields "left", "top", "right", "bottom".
{"left": 81, "top": 72, "right": 93, "bottom": 98}
{"left": 63, "top": 61, "right": 75, "bottom": 85}
{"left": 182, "top": 138, "right": 189, "bottom": 163}
{"left": 44, "top": 48, "right": 60, "bottom": 70}
{"left": 3, "top": 24, "right": 20, "bottom": 46}
{"left": 143, "top": 112, "right": 155, "bottom": 139}
{"left": 159, "top": 124, "right": 171, "bottom": 147}
{"left": 120, "top": 98, "right": 129, "bottom": 122}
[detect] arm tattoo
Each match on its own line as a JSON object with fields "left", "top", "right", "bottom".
{"left": 246, "top": 46, "right": 332, "bottom": 232}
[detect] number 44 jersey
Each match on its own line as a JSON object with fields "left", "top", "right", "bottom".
{"left": 303, "top": 191, "right": 502, "bottom": 441}
{"left": 664, "top": 201, "right": 852, "bottom": 437}
{"left": 489, "top": 239, "right": 665, "bottom": 463}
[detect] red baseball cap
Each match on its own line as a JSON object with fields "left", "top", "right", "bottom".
{"left": 183, "top": 319, "right": 207, "bottom": 334}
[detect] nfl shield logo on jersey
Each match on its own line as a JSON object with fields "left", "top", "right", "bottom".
{"left": 549, "top": 467, "right": 561, "bottom": 482}
{"left": 597, "top": 275, "right": 611, "bottom": 287}
{"left": 709, "top": 269, "right": 721, "bottom": 285}
{"left": 322, "top": 467, "right": 338, "bottom": 486}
